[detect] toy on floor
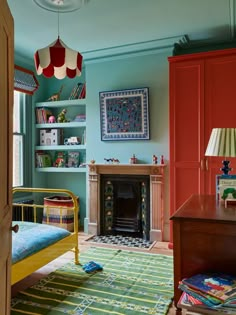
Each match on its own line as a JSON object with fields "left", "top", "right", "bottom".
{"left": 82, "top": 261, "right": 103, "bottom": 273}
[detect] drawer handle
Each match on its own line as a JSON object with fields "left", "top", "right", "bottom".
{"left": 206, "top": 159, "right": 209, "bottom": 171}
{"left": 201, "top": 159, "right": 204, "bottom": 171}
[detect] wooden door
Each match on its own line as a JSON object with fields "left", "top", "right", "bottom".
{"left": 0, "top": 0, "right": 14, "bottom": 314}
{"left": 169, "top": 58, "right": 205, "bottom": 210}
{"left": 169, "top": 57, "right": 205, "bottom": 246}
{"left": 205, "top": 49, "right": 236, "bottom": 192}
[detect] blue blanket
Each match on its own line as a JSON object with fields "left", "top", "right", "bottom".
{"left": 12, "top": 221, "right": 70, "bottom": 264}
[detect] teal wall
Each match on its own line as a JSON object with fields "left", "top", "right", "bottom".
{"left": 21, "top": 47, "right": 171, "bottom": 239}
{"left": 85, "top": 50, "right": 171, "bottom": 239}
{"left": 86, "top": 51, "right": 169, "bottom": 164}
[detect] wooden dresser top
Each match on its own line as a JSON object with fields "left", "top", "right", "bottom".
{"left": 170, "top": 194, "right": 236, "bottom": 222}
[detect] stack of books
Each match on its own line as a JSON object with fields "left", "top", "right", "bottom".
{"left": 35, "top": 107, "right": 53, "bottom": 124}
{"left": 69, "top": 83, "right": 86, "bottom": 100}
{"left": 178, "top": 272, "right": 236, "bottom": 314}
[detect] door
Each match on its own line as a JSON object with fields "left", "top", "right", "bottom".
{"left": 169, "top": 58, "right": 205, "bottom": 212}
{"left": 205, "top": 51, "right": 236, "bottom": 192}
{"left": 0, "top": 0, "right": 14, "bottom": 314}
{"left": 169, "top": 57, "right": 205, "bottom": 247}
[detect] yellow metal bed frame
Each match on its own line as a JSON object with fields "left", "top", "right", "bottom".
{"left": 11, "top": 187, "right": 79, "bottom": 285}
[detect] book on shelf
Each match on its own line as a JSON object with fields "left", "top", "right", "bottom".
{"left": 78, "top": 83, "right": 86, "bottom": 99}
{"left": 35, "top": 107, "right": 53, "bottom": 124}
{"left": 178, "top": 292, "right": 236, "bottom": 314}
{"left": 35, "top": 151, "right": 52, "bottom": 168}
{"left": 181, "top": 272, "right": 236, "bottom": 303}
{"left": 68, "top": 82, "right": 86, "bottom": 100}
{"left": 67, "top": 151, "right": 80, "bottom": 168}
{"left": 178, "top": 281, "right": 222, "bottom": 307}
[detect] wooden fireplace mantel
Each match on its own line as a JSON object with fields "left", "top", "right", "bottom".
{"left": 88, "top": 163, "right": 165, "bottom": 175}
{"left": 87, "top": 163, "right": 166, "bottom": 242}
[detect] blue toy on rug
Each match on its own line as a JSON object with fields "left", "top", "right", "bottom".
{"left": 82, "top": 261, "right": 103, "bottom": 273}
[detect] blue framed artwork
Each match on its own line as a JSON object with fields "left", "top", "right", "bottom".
{"left": 99, "top": 87, "right": 150, "bottom": 141}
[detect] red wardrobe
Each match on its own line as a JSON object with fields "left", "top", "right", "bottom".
{"left": 169, "top": 48, "right": 236, "bottom": 245}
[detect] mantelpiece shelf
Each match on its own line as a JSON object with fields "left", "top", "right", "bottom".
{"left": 36, "top": 167, "right": 87, "bottom": 173}
{"left": 35, "top": 145, "right": 86, "bottom": 150}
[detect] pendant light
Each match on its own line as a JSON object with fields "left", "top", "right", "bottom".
{"left": 33, "top": 0, "right": 86, "bottom": 79}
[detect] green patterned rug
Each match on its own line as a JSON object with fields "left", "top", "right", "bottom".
{"left": 11, "top": 247, "right": 173, "bottom": 315}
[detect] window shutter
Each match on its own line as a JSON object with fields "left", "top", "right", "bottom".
{"left": 14, "top": 65, "right": 39, "bottom": 95}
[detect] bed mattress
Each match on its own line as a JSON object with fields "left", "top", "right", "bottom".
{"left": 12, "top": 221, "right": 71, "bottom": 264}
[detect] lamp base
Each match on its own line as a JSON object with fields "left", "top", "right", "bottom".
{"left": 221, "top": 160, "right": 232, "bottom": 175}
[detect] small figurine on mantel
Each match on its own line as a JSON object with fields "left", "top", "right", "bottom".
{"left": 161, "top": 155, "right": 165, "bottom": 164}
{"left": 129, "top": 154, "right": 137, "bottom": 164}
{"left": 152, "top": 154, "right": 158, "bottom": 164}
{"left": 104, "top": 158, "right": 120, "bottom": 164}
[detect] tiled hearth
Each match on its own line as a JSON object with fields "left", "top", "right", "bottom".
{"left": 87, "top": 164, "right": 166, "bottom": 242}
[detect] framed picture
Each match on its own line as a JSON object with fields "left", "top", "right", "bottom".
{"left": 99, "top": 87, "right": 149, "bottom": 141}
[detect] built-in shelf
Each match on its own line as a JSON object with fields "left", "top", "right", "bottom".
{"left": 36, "top": 167, "right": 87, "bottom": 173}
{"left": 35, "top": 98, "right": 86, "bottom": 171}
{"left": 35, "top": 145, "right": 86, "bottom": 150}
{"left": 35, "top": 99, "right": 86, "bottom": 108}
{"left": 35, "top": 122, "right": 86, "bottom": 129}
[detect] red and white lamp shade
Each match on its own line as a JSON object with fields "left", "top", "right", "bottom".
{"left": 34, "top": 36, "right": 83, "bottom": 79}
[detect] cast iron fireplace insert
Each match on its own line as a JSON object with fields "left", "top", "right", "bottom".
{"left": 100, "top": 174, "right": 150, "bottom": 240}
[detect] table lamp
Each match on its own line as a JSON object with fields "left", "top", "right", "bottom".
{"left": 205, "top": 128, "right": 236, "bottom": 175}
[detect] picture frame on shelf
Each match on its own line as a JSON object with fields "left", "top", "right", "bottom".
{"left": 216, "top": 174, "right": 236, "bottom": 205}
{"left": 99, "top": 87, "right": 150, "bottom": 141}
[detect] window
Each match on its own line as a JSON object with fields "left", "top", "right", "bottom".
{"left": 13, "top": 91, "right": 32, "bottom": 187}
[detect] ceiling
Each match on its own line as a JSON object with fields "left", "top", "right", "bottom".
{"left": 7, "top": 0, "right": 236, "bottom": 66}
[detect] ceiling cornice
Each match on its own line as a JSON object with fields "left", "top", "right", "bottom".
{"left": 83, "top": 35, "right": 184, "bottom": 64}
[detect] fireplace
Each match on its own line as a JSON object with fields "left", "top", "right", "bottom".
{"left": 87, "top": 164, "right": 165, "bottom": 242}
{"left": 100, "top": 175, "right": 150, "bottom": 239}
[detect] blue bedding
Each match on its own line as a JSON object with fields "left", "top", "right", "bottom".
{"left": 12, "top": 221, "right": 71, "bottom": 264}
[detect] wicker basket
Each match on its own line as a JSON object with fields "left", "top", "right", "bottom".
{"left": 43, "top": 195, "right": 78, "bottom": 232}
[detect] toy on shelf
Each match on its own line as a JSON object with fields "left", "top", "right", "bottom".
{"left": 48, "top": 115, "right": 56, "bottom": 123}
{"left": 57, "top": 108, "right": 68, "bottom": 123}
{"left": 64, "top": 137, "right": 81, "bottom": 145}
{"left": 47, "top": 85, "right": 64, "bottom": 101}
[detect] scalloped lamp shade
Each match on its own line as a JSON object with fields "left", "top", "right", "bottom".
{"left": 205, "top": 128, "right": 236, "bottom": 157}
{"left": 34, "top": 36, "right": 83, "bottom": 79}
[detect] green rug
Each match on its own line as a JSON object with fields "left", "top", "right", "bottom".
{"left": 11, "top": 247, "right": 173, "bottom": 315}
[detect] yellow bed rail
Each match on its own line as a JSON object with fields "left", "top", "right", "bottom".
{"left": 11, "top": 187, "right": 80, "bottom": 285}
